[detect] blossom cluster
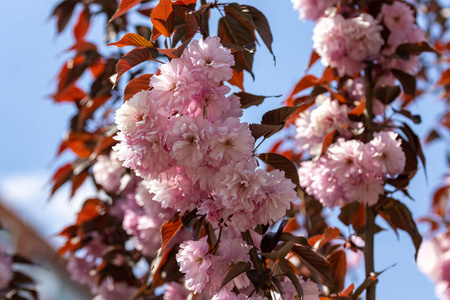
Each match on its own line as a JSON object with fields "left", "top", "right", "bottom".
{"left": 418, "top": 232, "right": 450, "bottom": 300}
{"left": 113, "top": 36, "right": 297, "bottom": 231}
{"left": 174, "top": 228, "right": 320, "bottom": 299}
{"left": 296, "top": 96, "right": 406, "bottom": 207}
{"left": 307, "top": 1, "right": 425, "bottom": 76}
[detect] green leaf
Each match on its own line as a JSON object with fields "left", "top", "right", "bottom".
{"left": 221, "top": 261, "right": 251, "bottom": 289}
{"left": 258, "top": 153, "right": 300, "bottom": 189}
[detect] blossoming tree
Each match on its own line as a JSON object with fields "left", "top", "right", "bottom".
{"left": 47, "top": 0, "right": 447, "bottom": 299}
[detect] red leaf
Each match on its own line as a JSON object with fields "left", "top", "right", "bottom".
{"left": 320, "top": 129, "right": 337, "bottom": 156}
{"left": 151, "top": 0, "right": 174, "bottom": 37}
{"left": 114, "top": 47, "right": 155, "bottom": 84}
{"left": 172, "top": 0, "right": 197, "bottom": 5}
{"left": 328, "top": 250, "right": 347, "bottom": 292}
{"left": 228, "top": 69, "right": 244, "bottom": 90}
{"left": 288, "top": 75, "right": 319, "bottom": 98}
{"left": 124, "top": 74, "right": 153, "bottom": 102}
{"left": 349, "top": 97, "right": 365, "bottom": 116}
{"left": 437, "top": 69, "right": 450, "bottom": 86}
{"left": 76, "top": 199, "right": 106, "bottom": 226}
{"left": 107, "top": 33, "right": 154, "bottom": 48}
{"left": 308, "top": 227, "right": 340, "bottom": 250}
{"left": 158, "top": 38, "right": 191, "bottom": 59}
{"left": 71, "top": 171, "right": 89, "bottom": 197}
{"left": 52, "top": 84, "right": 86, "bottom": 103}
{"left": 307, "top": 50, "right": 320, "bottom": 71}
{"left": 74, "top": 9, "right": 90, "bottom": 42}
{"left": 340, "top": 283, "right": 355, "bottom": 297}
{"left": 160, "top": 214, "right": 182, "bottom": 254}
{"left": 51, "top": 163, "right": 74, "bottom": 196}
{"left": 108, "top": 0, "right": 142, "bottom": 25}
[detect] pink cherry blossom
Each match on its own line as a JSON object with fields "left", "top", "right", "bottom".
{"left": 92, "top": 153, "right": 125, "bottom": 193}
{"left": 164, "top": 282, "right": 190, "bottom": 300}
{"left": 176, "top": 236, "right": 213, "bottom": 294}
{"left": 367, "top": 131, "right": 406, "bottom": 176}
{"left": 313, "top": 13, "right": 384, "bottom": 76}
{"left": 209, "top": 117, "right": 254, "bottom": 166}
{"left": 182, "top": 36, "right": 235, "bottom": 83}
{"left": 291, "top": 0, "right": 338, "bottom": 21}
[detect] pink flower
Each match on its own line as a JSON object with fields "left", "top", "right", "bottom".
{"left": 92, "top": 153, "right": 125, "bottom": 193}
{"left": 188, "top": 85, "right": 231, "bottom": 121}
{"left": 94, "top": 279, "right": 137, "bottom": 300}
{"left": 182, "top": 36, "right": 235, "bottom": 83}
{"left": 255, "top": 169, "right": 296, "bottom": 225}
{"left": 377, "top": 2, "right": 426, "bottom": 73}
{"left": 168, "top": 115, "right": 212, "bottom": 168}
{"left": 313, "top": 13, "right": 384, "bottom": 76}
{"left": 176, "top": 237, "right": 213, "bottom": 294}
{"left": 215, "top": 159, "right": 266, "bottom": 213}
{"left": 164, "top": 282, "right": 190, "bottom": 300}
{"left": 298, "top": 159, "right": 349, "bottom": 208}
{"left": 291, "top": 0, "right": 338, "bottom": 21}
{"left": 367, "top": 131, "right": 406, "bottom": 176}
{"left": 150, "top": 59, "right": 200, "bottom": 111}
{"left": 212, "top": 289, "right": 248, "bottom": 300}
{"left": 209, "top": 117, "right": 254, "bottom": 166}
{"left": 296, "top": 96, "right": 353, "bottom": 155}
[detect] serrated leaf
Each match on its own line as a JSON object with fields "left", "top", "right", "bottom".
{"left": 151, "top": 0, "right": 174, "bottom": 37}
{"left": 124, "top": 74, "right": 153, "bottom": 102}
{"left": 221, "top": 261, "right": 251, "bottom": 289}
{"left": 373, "top": 85, "right": 401, "bottom": 105}
{"left": 107, "top": 33, "right": 154, "bottom": 48}
{"left": 257, "top": 153, "right": 300, "bottom": 189}
{"left": 292, "top": 245, "right": 334, "bottom": 287}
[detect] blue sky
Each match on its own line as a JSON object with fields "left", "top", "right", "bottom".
{"left": 0, "top": 0, "right": 446, "bottom": 299}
